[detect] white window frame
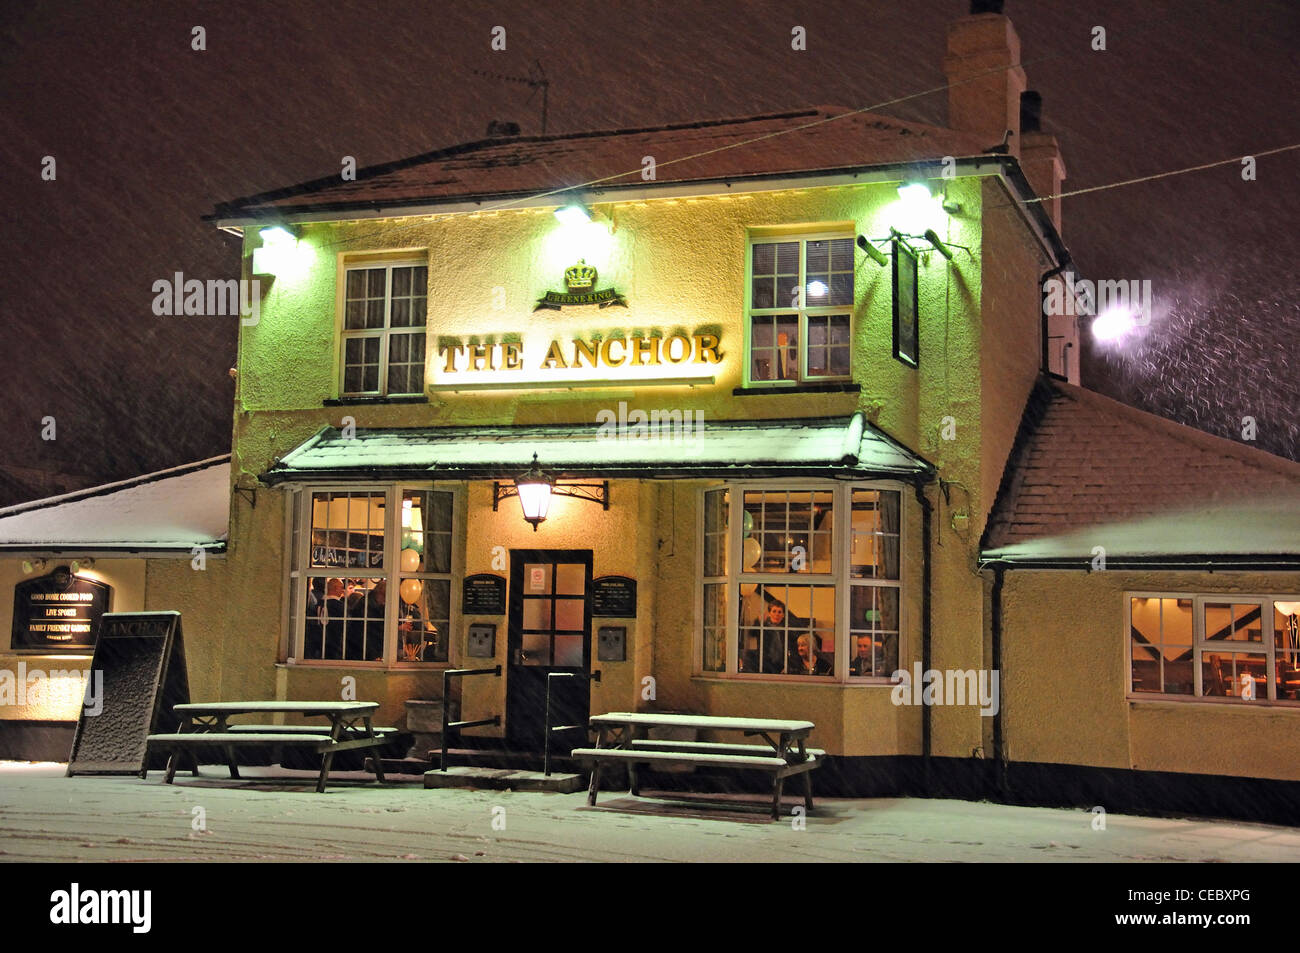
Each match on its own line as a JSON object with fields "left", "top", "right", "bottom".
{"left": 744, "top": 231, "right": 855, "bottom": 388}
{"left": 285, "top": 483, "right": 457, "bottom": 667}
{"left": 339, "top": 258, "right": 428, "bottom": 398}
{"left": 1126, "top": 591, "right": 1300, "bottom": 705}
{"left": 695, "top": 479, "right": 905, "bottom": 683}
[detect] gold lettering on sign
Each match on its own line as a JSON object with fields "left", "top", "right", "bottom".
{"left": 541, "top": 340, "right": 568, "bottom": 369}
{"left": 600, "top": 337, "right": 626, "bottom": 367}
{"left": 468, "top": 344, "right": 493, "bottom": 371}
{"left": 503, "top": 342, "right": 523, "bottom": 370}
{"left": 693, "top": 333, "right": 723, "bottom": 364}
{"left": 572, "top": 339, "right": 599, "bottom": 369}
{"left": 630, "top": 336, "right": 660, "bottom": 366}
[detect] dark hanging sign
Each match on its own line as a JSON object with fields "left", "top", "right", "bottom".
{"left": 592, "top": 575, "right": 637, "bottom": 618}
{"left": 462, "top": 573, "right": 507, "bottom": 615}
{"left": 892, "top": 237, "right": 919, "bottom": 368}
{"left": 67, "top": 611, "right": 190, "bottom": 777}
{"left": 11, "top": 566, "right": 112, "bottom": 651}
{"left": 534, "top": 260, "right": 628, "bottom": 311}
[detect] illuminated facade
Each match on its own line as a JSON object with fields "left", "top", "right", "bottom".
{"left": 3, "top": 3, "right": 1298, "bottom": 821}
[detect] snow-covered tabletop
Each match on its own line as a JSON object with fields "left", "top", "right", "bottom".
{"left": 174, "top": 701, "right": 379, "bottom": 715}
{"left": 589, "top": 711, "right": 814, "bottom": 733}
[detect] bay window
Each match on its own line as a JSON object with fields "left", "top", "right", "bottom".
{"left": 1129, "top": 594, "right": 1300, "bottom": 703}
{"left": 287, "top": 485, "right": 453, "bottom": 665}
{"left": 700, "top": 482, "right": 903, "bottom": 680}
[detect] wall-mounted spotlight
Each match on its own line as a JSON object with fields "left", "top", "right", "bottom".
{"left": 70, "top": 557, "right": 95, "bottom": 573}
{"left": 923, "top": 229, "right": 954, "bottom": 261}
{"left": 554, "top": 202, "right": 592, "bottom": 226}
{"left": 21, "top": 558, "right": 48, "bottom": 575}
{"left": 897, "top": 182, "right": 932, "bottom": 203}
{"left": 258, "top": 223, "right": 301, "bottom": 244}
{"left": 856, "top": 234, "right": 888, "bottom": 267}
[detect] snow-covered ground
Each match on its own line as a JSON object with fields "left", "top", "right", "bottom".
{"left": 2, "top": 762, "right": 1298, "bottom": 863}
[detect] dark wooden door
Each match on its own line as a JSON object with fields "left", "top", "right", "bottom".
{"left": 506, "top": 550, "right": 593, "bottom": 751}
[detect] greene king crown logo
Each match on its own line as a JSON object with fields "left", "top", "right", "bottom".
{"left": 535, "top": 259, "right": 627, "bottom": 311}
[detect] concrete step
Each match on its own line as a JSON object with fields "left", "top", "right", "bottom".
{"left": 423, "top": 765, "right": 584, "bottom": 793}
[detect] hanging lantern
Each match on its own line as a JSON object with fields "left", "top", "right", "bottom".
{"left": 514, "top": 455, "right": 554, "bottom": 531}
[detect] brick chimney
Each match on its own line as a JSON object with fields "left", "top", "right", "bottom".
{"left": 1018, "top": 90, "right": 1066, "bottom": 234}
{"left": 944, "top": 0, "right": 1026, "bottom": 156}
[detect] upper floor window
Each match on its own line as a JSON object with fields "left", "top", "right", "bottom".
{"left": 700, "top": 482, "right": 902, "bottom": 681}
{"left": 1129, "top": 594, "right": 1300, "bottom": 703}
{"left": 747, "top": 235, "right": 854, "bottom": 384}
{"left": 341, "top": 261, "right": 428, "bottom": 396}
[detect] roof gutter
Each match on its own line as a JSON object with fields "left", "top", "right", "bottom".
{"left": 979, "top": 554, "right": 1300, "bottom": 572}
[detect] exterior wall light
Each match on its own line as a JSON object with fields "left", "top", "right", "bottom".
{"left": 493, "top": 453, "right": 609, "bottom": 531}
{"left": 923, "top": 229, "right": 955, "bottom": 261}
{"left": 553, "top": 203, "right": 592, "bottom": 226}
{"left": 897, "top": 182, "right": 932, "bottom": 203}
{"left": 258, "top": 224, "right": 301, "bottom": 244}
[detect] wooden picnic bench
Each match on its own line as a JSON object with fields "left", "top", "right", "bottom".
{"left": 145, "top": 701, "right": 395, "bottom": 793}
{"left": 572, "top": 712, "right": 822, "bottom": 820}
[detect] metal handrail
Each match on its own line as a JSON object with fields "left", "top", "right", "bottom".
{"left": 544, "top": 670, "right": 601, "bottom": 776}
{"left": 439, "top": 666, "right": 502, "bottom": 771}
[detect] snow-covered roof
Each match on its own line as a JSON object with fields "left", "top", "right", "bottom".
{"left": 210, "top": 107, "right": 989, "bottom": 223}
{"left": 982, "top": 378, "right": 1300, "bottom": 566}
{"left": 0, "top": 456, "right": 230, "bottom": 554}
{"left": 262, "top": 414, "right": 931, "bottom": 483}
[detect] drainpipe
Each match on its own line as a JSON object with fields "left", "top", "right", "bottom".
{"left": 990, "top": 564, "right": 1007, "bottom": 796}
{"left": 914, "top": 482, "right": 933, "bottom": 792}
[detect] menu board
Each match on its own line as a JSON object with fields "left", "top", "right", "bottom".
{"left": 11, "top": 566, "right": 112, "bottom": 651}
{"left": 592, "top": 575, "right": 637, "bottom": 618}
{"left": 462, "top": 573, "right": 507, "bottom": 615}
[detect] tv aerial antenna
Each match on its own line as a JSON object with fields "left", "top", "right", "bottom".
{"left": 471, "top": 59, "right": 549, "bottom": 134}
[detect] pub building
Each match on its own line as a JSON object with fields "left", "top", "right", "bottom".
{"left": 3, "top": 2, "right": 1299, "bottom": 820}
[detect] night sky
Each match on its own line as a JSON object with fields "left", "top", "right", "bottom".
{"left": 2, "top": 0, "right": 1297, "bottom": 505}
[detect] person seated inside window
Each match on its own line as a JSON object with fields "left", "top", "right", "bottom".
{"left": 744, "top": 600, "right": 790, "bottom": 674}
{"left": 791, "top": 633, "right": 833, "bottom": 676}
{"left": 850, "top": 634, "right": 887, "bottom": 676}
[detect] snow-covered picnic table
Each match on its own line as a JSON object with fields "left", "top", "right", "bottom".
{"left": 573, "top": 711, "right": 822, "bottom": 820}
{"left": 145, "top": 701, "right": 395, "bottom": 793}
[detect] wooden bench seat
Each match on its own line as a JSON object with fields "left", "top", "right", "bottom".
{"left": 571, "top": 747, "right": 787, "bottom": 770}
{"left": 224, "top": 724, "right": 398, "bottom": 736}
{"left": 146, "top": 727, "right": 394, "bottom": 793}
{"left": 572, "top": 744, "right": 822, "bottom": 819}
{"left": 628, "top": 739, "right": 826, "bottom": 760}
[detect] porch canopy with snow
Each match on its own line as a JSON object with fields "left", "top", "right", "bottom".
{"left": 259, "top": 414, "right": 934, "bottom": 484}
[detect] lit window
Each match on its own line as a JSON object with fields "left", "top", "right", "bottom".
{"left": 1129, "top": 595, "right": 1300, "bottom": 703}
{"left": 288, "top": 486, "right": 453, "bottom": 664}
{"left": 747, "top": 236, "right": 853, "bottom": 384}
{"left": 700, "top": 483, "right": 902, "bottom": 680}
{"left": 341, "top": 262, "right": 428, "bottom": 396}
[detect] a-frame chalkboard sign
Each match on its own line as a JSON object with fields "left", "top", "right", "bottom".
{"left": 67, "top": 611, "right": 191, "bottom": 777}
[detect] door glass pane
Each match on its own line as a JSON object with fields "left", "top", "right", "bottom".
{"left": 522, "top": 598, "right": 551, "bottom": 630}
{"left": 554, "top": 636, "right": 583, "bottom": 667}
{"left": 554, "top": 598, "right": 584, "bottom": 631}
{"left": 524, "top": 564, "right": 551, "bottom": 594}
{"left": 555, "top": 563, "right": 585, "bottom": 595}
{"left": 1276, "top": 602, "right": 1300, "bottom": 700}
{"left": 522, "top": 633, "right": 550, "bottom": 665}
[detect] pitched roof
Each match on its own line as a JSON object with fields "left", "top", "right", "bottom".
{"left": 211, "top": 107, "right": 989, "bottom": 221}
{"left": 982, "top": 379, "right": 1300, "bottom": 564}
{"left": 261, "top": 414, "right": 933, "bottom": 484}
{"left": 0, "top": 456, "right": 230, "bottom": 553}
